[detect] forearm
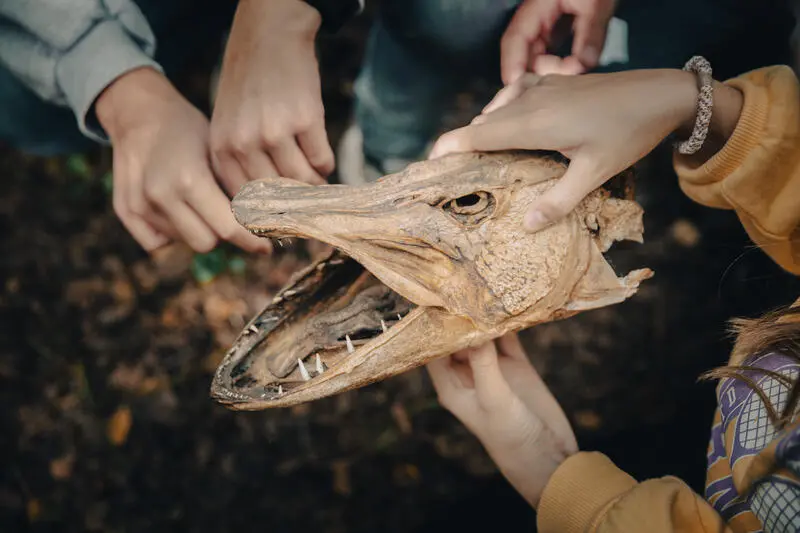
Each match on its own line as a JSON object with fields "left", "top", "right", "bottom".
{"left": 232, "top": 0, "right": 321, "bottom": 41}
{"left": 673, "top": 65, "right": 800, "bottom": 275}
{"left": 0, "top": 0, "right": 162, "bottom": 142}
{"left": 95, "top": 67, "right": 181, "bottom": 141}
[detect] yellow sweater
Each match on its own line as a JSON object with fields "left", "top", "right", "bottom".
{"left": 537, "top": 66, "right": 800, "bottom": 533}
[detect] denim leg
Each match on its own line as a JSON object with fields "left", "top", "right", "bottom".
{"left": 0, "top": 0, "right": 235, "bottom": 157}
{"left": 0, "top": 64, "right": 93, "bottom": 156}
{"left": 354, "top": 0, "right": 521, "bottom": 163}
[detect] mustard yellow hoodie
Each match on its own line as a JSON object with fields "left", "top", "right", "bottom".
{"left": 537, "top": 65, "right": 800, "bottom": 533}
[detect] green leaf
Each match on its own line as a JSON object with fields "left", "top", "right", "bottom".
{"left": 102, "top": 171, "right": 114, "bottom": 194}
{"left": 191, "top": 248, "right": 226, "bottom": 284}
{"left": 66, "top": 154, "right": 92, "bottom": 180}
{"left": 227, "top": 255, "right": 247, "bottom": 275}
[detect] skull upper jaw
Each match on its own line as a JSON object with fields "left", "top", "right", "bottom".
{"left": 211, "top": 152, "right": 652, "bottom": 409}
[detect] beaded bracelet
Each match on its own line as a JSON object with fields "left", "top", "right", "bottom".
{"left": 676, "top": 56, "right": 714, "bottom": 155}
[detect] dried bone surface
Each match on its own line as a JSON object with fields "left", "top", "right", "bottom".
{"left": 211, "top": 151, "right": 652, "bottom": 409}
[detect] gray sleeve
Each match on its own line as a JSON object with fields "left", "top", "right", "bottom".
{"left": 0, "top": 0, "right": 164, "bottom": 143}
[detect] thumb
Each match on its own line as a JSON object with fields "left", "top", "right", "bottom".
{"left": 524, "top": 156, "right": 605, "bottom": 233}
{"left": 468, "top": 341, "right": 514, "bottom": 410}
{"left": 500, "top": 1, "right": 545, "bottom": 85}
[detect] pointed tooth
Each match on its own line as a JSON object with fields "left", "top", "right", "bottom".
{"left": 381, "top": 319, "right": 388, "bottom": 333}
{"left": 277, "top": 239, "right": 284, "bottom": 248}
{"left": 397, "top": 314, "right": 402, "bottom": 321}
{"left": 315, "top": 354, "right": 324, "bottom": 374}
{"left": 345, "top": 334, "right": 354, "bottom": 354}
{"left": 278, "top": 384, "right": 283, "bottom": 395}
{"left": 248, "top": 325, "right": 258, "bottom": 334}
{"left": 297, "top": 358, "right": 311, "bottom": 381}
{"left": 284, "top": 289, "right": 296, "bottom": 297}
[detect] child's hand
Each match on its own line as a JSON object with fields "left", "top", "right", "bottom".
{"left": 427, "top": 333, "right": 577, "bottom": 508}
{"left": 96, "top": 68, "right": 272, "bottom": 255}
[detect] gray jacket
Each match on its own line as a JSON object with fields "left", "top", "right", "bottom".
{"left": 0, "top": 0, "right": 162, "bottom": 143}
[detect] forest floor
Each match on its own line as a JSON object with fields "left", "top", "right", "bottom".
{"left": 1, "top": 7, "right": 798, "bottom": 533}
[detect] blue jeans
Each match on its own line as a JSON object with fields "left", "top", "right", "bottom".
{"left": 1, "top": 0, "right": 794, "bottom": 158}
{"left": 353, "top": 0, "right": 521, "bottom": 164}
{"left": 355, "top": 0, "right": 796, "bottom": 164}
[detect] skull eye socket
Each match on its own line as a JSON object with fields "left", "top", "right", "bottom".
{"left": 442, "top": 191, "right": 494, "bottom": 224}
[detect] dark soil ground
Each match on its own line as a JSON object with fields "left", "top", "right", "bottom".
{"left": 2, "top": 7, "right": 799, "bottom": 533}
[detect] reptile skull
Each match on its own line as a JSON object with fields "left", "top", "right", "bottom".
{"left": 210, "top": 151, "right": 653, "bottom": 409}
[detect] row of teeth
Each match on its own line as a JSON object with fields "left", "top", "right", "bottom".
{"left": 294, "top": 314, "right": 401, "bottom": 382}
{"left": 246, "top": 313, "right": 398, "bottom": 341}
{"left": 297, "top": 353, "right": 325, "bottom": 381}
{"left": 265, "top": 313, "right": 406, "bottom": 398}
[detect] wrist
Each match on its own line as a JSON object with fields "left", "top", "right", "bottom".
{"left": 238, "top": 0, "right": 321, "bottom": 39}
{"left": 660, "top": 69, "right": 704, "bottom": 137}
{"left": 667, "top": 69, "right": 744, "bottom": 155}
{"left": 95, "top": 67, "right": 181, "bottom": 139}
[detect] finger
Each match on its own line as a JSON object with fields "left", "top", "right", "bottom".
{"left": 185, "top": 173, "right": 274, "bottom": 254}
{"left": 213, "top": 151, "right": 250, "bottom": 197}
{"left": 297, "top": 123, "right": 335, "bottom": 177}
{"left": 269, "top": 138, "right": 326, "bottom": 185}
{"left": 427, "top": 356, "right": 462, "bottom": 405}
{"left": 496, "top": 332, "right": 528, "bottom": 361}
{"left": 497, "top": 338, "right": 577, "bottom": 452}
{"left": 530, "top": 38, "right": 547, "bottom": 61}
{"left": 428, "top": 128, "right": 472, "bottom": 159}
{"left": 532, "top": 54, "right": 583, "bottom": 75}
{"left": 240, "top": 148, "right": 280, "bottom": 182}
{"left": 501, "top": 2, "right": 544, "bottom": 85}
{"left": 481, "top": 85, "right": 522, "bottom": 116}
{"left": 124, "top": 168, "right": 176, "bottom": 238}
{"left": 467, "top": 342, "right": 514, "bottom": 409}
{"left": 112, "top": 165, "right": 171, "bottom": 251}
{"left": 524, "top": 155, "right": 606, "bottom": 233}
{"left": 571, "top": 5, "right": 614, "bottom": 69}
{"left": 164, "top": 200, "right": 219, "bottom": 253}
{"left": 117, "top": 208, "right": 170, "bottom": 252}
{"left": 482, "top": 74, "right": 541, "bottom": 115}
{"left": 559, "top": 55, "right": 590, "bottom": 75}
{"left": 430, "top": 109, "right": 547, "bottom": 158}
{"left": 432, "top": 97, "right": 536, "bottom": 157}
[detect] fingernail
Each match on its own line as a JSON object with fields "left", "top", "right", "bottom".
{"left": 524, "top": 209, "right": 549, "bottom": 232}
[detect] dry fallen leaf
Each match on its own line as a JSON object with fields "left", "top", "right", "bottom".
{"left": 109, "top": 363, "right": 167, "bottom": 395}
{"left": 670, "top": 219, "right": 701, "bottom": 247}
{"left": 390, "top": 402, "right": 412, "bottom": 435}
{"left": 393, "top": 463, "right": 421, "bottom": 486}
{"left": 49, "top": 454, "right": 75, "bottom": 480}
{"left": 291, "top": 404, "right": 311, "bottom": 417}
{"left": 107, "top": 406, "right": 132, "bottom": 446}
{"left": 573, "top": 409, "right": 603, "bottom": 430}
{"left": 331, "top": 460, "right": 351, "bottom": 496}
{"left": 26, "top": 498, "right": 41, "bottom": 522}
